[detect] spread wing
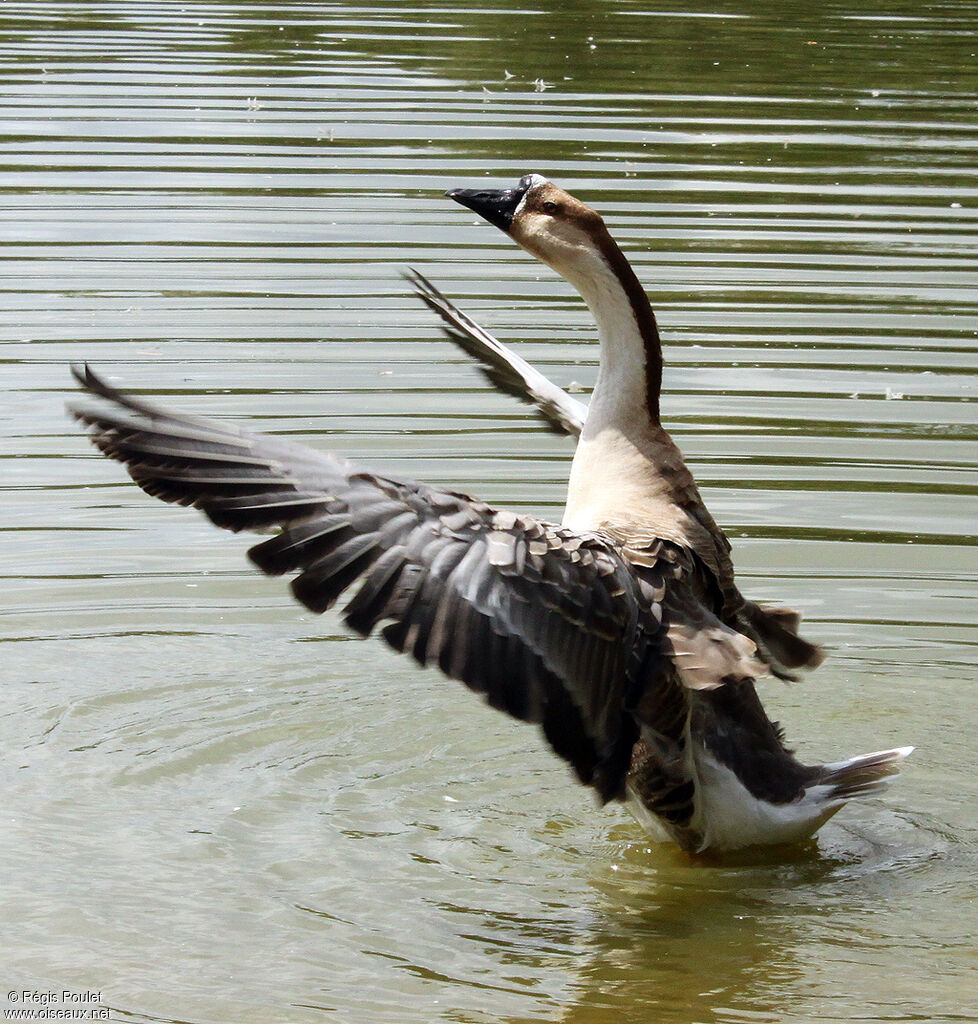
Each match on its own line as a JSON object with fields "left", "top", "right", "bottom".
{"left": 69, "top": 365, "right": 679, "bottom": 801}
{"left": 406, "top": 269, "right": 587, "bottom": 437}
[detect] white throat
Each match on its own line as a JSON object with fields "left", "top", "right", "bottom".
{"left": 558, "top": 250, "right": 678, "bottom": 536}
{"left": 571, "top": 267, "right": 655, "bottom": 433}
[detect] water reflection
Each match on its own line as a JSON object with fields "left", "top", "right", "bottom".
{"left": 543, "top": 814, "right": 956, "bottom": 1023}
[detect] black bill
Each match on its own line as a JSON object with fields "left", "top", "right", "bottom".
{"left": 445, "top": 174, "right": 540, "bottom": 232}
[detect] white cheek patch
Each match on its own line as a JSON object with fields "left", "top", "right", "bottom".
{"left": 515, "top": 173, "right": 550, "bottom": 215}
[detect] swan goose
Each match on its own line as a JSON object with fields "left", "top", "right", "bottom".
{"left": 70, "top": 174, "right": 911, "bottom": 853}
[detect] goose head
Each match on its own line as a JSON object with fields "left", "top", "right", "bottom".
{"left": 448, "top": 174, "right": 663, "bottom": 423}
{"left": 447, "top": 174, "right": 618, "bottom": 292}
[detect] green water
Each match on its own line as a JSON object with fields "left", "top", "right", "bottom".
{"left": 2, "top": 3, "right": 976, "bottom": 1022}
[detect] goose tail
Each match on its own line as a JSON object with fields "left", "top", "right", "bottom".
{"left": 815, "top": 745, "right": 914, "bottom": 801}
{"left": 688, "top": 745, "right": 914, "bottom": 851}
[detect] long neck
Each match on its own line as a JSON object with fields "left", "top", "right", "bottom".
{"left": 564, "top": 232, "right": 663, "bottom": 431}
{"left": 559, "top": 230, "right": 684, "bottom": 535}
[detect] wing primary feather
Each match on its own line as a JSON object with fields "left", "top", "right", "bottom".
{"left": 203, "top": 492, "right": 331, "bottom": 532}
{"left": 291, "top": 532, "right": 383, "bottom": 614}
{"left": 249, "top": 514, "right": 355, "bottom": 575}
{"left": 405, "top": 269, "right": 588, "bottom": 437}
{"left": 342, "top": 544, "right": 409, "bottom": 636}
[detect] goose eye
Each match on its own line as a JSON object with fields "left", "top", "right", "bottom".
{"left": 541, "top": 201, "right": 560, "bottom": 215}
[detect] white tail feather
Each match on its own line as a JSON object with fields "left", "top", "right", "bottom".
{"left": 817, "top": 745, "right": 914, "bottom": 800}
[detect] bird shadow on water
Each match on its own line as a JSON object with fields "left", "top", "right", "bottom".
{"left": 499, "top": 805, "right": 956, "bottom": 1024}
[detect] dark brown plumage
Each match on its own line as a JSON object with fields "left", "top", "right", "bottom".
{"left": 71, "top": 364, "right": 684, "bottom": 805}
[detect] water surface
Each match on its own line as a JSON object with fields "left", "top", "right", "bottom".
{"left": 2, "top": 3, "right": 976, "bottom": 1023}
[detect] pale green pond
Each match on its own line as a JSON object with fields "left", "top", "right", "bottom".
{"left": 2, "top": 3, "right": 976, "bottom": 1022}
